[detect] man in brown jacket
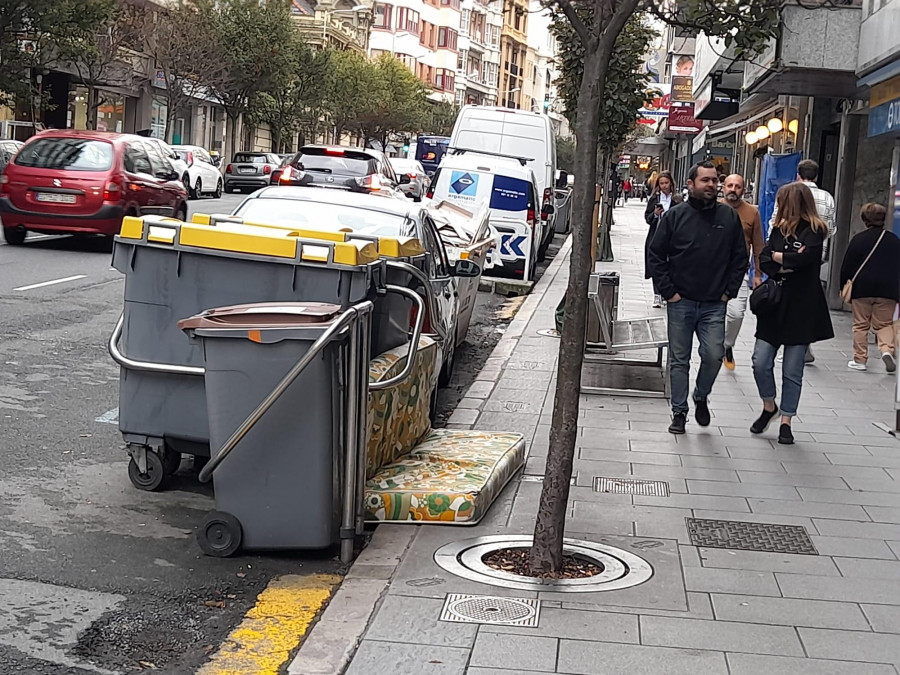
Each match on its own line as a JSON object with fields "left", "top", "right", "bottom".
{"left": 720, "top": 174, "right": 764, "bottom": 370}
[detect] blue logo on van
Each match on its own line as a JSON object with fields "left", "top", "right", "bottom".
{"left": 450, "top": 171, "right": 478, "bottom": 196}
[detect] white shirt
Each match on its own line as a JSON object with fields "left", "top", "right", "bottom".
{"left": 769, "top": 180, "right": 836, "bottom": 239}
{"left": 659, "top": 192, "right": 672, "bottom": 212}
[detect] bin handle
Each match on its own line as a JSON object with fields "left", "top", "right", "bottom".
{"left": 369, "top": 285, "right": 425, "bottom": 392}
{"left": 384, "top": 259, "right": 448, "bottom": 347}
{"left": 108, "top": 313, "right": 205, "bottom": 376}
{"left": 198, "top": 302, "right": 372, "bottom": 483}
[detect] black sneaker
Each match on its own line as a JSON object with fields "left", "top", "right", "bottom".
{"left": 668, "top": 412, "right": 687, "bottom": 435}
{"left": 750, "top": 405, "right": 779, "bottom": 434}
{"left": 778, "top": 424, "right": 795, "bottom": 445}
{"left": 694, "top": 399, "right": 711, "bottom": 427}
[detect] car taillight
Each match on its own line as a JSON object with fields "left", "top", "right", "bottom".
{"left": 186, "top": 151, "right": 194, "bottom": 166}
{"left": 541, "top": 187, "right": 553, "bottom": 221}
{"left": 280, "top": 166, "right": 293, "bottom": 183}
{"left": 103, "top": 179, "right": 122, "bottom": 202}
{"left": 325, "top": 148, "right": 345, "bottom": 156}
{"left": 527, "top": 207, "right": 536, "bottom": 226}
{"left": 225, "top": 164, "right": 233, "bottom": 174}
{"left": 358, "top": 174, "right": 382, "bottom": 191}
{"left": 264, "top": 165, "right": 272, "bottom": 175}
{"left": 407, "top": 173, "right": 417, "bottom": 179}
{"left": 409, "top": 302, "right": 433, "bottom": 334}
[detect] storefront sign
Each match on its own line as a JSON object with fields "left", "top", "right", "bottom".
{"left": 871, "top": 75, "right": 900, "bottom": 108}
{"left": 637, "top": 83, "right": 670, "bottom": 125}
{"left": 868, "top": 95, "right": 900, "bottom": 137}
{"left": 668, "top": 103, "right": 702, "bottom": 134}
{"left": 671, "top": 76, "right": 694, "bottom": 103}
{"left": 709, "top": 134, "right": 736, "bottom": 154}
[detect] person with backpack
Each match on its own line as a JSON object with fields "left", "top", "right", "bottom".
{"left": 839, "top": 203, "right": 900, "bottom": 373}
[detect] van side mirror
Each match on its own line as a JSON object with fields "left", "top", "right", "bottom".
{"left": 541, "top": 202, "right": 555, "bottom": 217}
{"left": 556, "top": 170, "right": 569, "bottom": 189}
{"left": 452, "top": 259, "right": 481, "bottom": 278}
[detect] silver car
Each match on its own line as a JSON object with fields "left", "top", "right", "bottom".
{"left": 0, "top": 140, "right": 23, "bottom": 173}
{"left": 389, "top": 158, "right": 430, "bottom": 202}
{"left": 229, "top": 186, "right": 481, "bottom": 385}
{"left": 224, "top": 152, "right": 282, "bottom": 193}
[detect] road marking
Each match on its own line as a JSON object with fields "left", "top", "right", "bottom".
{"left": 13, "top": 274, "right": 86, "bottom": 291}
{"left": 95, "top": 408, "right": 119, "bottom": 425}
{"left": 198, "top": 574, "right": 341, "bottom": 675}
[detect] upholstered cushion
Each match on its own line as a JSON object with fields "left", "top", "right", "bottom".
{"left": 364, "top": 429, "right": 525, "bottom": 524}
{"left": 366, "top": 337, "right": 438, "bottom": 479}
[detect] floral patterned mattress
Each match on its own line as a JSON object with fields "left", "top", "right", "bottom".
{"left": 364, "top": 429, "right": 525, "bottom": 524}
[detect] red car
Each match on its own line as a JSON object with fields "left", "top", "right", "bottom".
{"left": 0, "top": 129, "right": 188, "bottom": 246}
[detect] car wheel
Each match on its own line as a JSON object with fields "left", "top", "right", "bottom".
{"left": 192, "top": 178, "right": 202, "bottom": 200}
{"left": 438, "top": 340, "right": 455, "bottom": 387}
{"left": 3, "top": 226, "right": 26, "bottom": 246}
{"left": 175, "top": 205, "right": 187, "bottom": 222}
{"left": 182, "top": 174, "right": 191, "bottom": 197}
{"left": 214, "top": 178, "right": 223, "bottom": 199}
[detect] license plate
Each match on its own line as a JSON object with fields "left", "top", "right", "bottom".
{"left": 239, "top": 167, "right": 256, "bottom": 174}
{"left": 35, "top": 192, "right": 76, "bottom": 204}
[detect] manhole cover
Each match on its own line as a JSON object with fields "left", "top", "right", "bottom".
{"left": 439, "top": 594, "right": 540, "bottom": 626}
{"left": 594, "top": 477, "right": 669, "bottom": 496}
{"left": 686, "top": 518, "right": 818, "bottom": 555}
{"left": 434, "top": 535, "right": 653, "bottom": 593}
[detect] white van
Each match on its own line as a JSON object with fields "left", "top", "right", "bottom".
{"left": 449, "top": 105, "right": 558, "bottom": 232}
{"left": 427, "top": 152, "right": 548, "bottom": 280}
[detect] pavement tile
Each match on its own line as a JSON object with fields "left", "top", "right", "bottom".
{"left": 748, "top": 498, "right": 870, "bottom": 521}
{"left": 833, "top": 557, "right": 900, "bottom": 579}
{"left": 808, "top": 535, "right": 898, "bottom": 559}
{"left": 686, "top": 479, "right": 801, "bottom": 500}
{"left": 561, "top": 592, "right": 714, "bottom": 621}
{"left": 631, "top": 465, "right": 740, "bottom": 482}
{"left": 579, "top": 448, "right": 683, "bottom": 466}
{"left": 480, "top": 607, "right": 638, "bottom": 643}
{"left": 683, "top": 567, "right": 781, "bottom": 597}
{"left": 726, "top": 653, "right": 898, "bottom": 674}
{"left": 861, "top": 604, "right": 900, "bottom": 634}
{"left": 827, "top": 453, "right": 900, "bottom": 468}
{"left": 698, "top": 548, "right": 840, "bottom": 576}
{"left": 682, "top": 456, "right": 786, "bottom": 472}
{"left": 345, "top": 640, "right": 470, "bottom": 674}
{"left": 469, "top": 633, "right": 558, "bottom": 672}
{"left": 556, "top": 640, "right": 728, "bottom": 675}
{"left": 362, "top": 595, "right": 477, "bottom": 648}
{"left": 639, "top": 615, "right": 804, "bottom": 656}
{"left": 782, "top": 463, "right": 892, "bottom": 480}
{"left": 724, "top": 445, "right": 833, "bottom": 463}
{"left": 814, "top": 519, "right": 900, "bottom": 540}
{"left": 633, "top": 493, "right": 751, "bottom": 512}
{"left": 630, "top": 440, "right": 729, "bottom": 456}
{"left": 736, "top": 471, "right": 848, "bottom": 488}
{"left": 710, "top": 593, "right": 870, "bottom": 630}
{"left": 843, "top": 477, "right": 900, "bottom": 491}
{"left": 466, "top": 669, "right": 555, "bottom": 675}
{"left": 777, "top": 572, "right": 900, "bottom": 604}
{"left": 866, "top": 506, "right": 900, "bottom": 523}
{"left": 798, "top": 627, "right": 900, "bottom": 664}
{"left": 799, "top": 487, "right": 900, "bottom": 508}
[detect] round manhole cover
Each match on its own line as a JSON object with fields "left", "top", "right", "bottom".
{"left": 433, "top": 535, "right": 654, "bottom": 593}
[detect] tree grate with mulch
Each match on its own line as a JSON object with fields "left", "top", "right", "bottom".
{"left": 482, "top": 547, "right": 604, "bottom": 580}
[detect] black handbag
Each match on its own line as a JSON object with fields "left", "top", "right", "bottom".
{"left": 749, "top": 278, "right": 783, "bottom": 316}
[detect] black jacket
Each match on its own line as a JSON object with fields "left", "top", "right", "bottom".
{"left": 757, "top": 221, "right": 834, "bottom": 346}
{"left": 647, "top": 197, "right": 748, "bottom": 302}
{"left": 643, "top": 192, "right": 681, "bottom": 279}
{"left": 839, "top": 227, "right": 900, "bottom": 302}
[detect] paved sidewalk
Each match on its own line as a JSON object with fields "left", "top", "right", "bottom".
{"left": 295, "top": 201, "right": 900, "bottom": 675}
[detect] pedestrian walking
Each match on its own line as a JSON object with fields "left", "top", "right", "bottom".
{"left": 839, "top": 202, "right": 900, "bottom": 372}
{"left": 644, "top": 171, "right": 681, "bottom": 308}
{"left": 720, "top": 174, "right": 765, "bottom": 370}
{"left": 751, "top": 183, "right": 834, "bottom": 445}
{"left": 623, "top": 178, "right": 632, "bottom": 203}
{"left": 769, "top": 159, "right": 836, "bottom": 365}
{"left": 648, "top": 161, "right": 748, "bottom": 435}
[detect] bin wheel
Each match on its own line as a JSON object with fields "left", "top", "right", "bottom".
{"left": 162, "top": 448, "right": 182, "bottom": 476}
{"left": 197, "top": 511, "right": 243, "bottom": 557}
{"left": 127, "top": 452, "right": 166, "bottom": 491}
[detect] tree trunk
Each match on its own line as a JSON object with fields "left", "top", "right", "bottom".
{"left": 86, "top": 86, "right": 99, "bottom": 130}
{"left": 224, "top": 112, "right": 241, "bottom": 163}
{"left": 597, "top": 150, "right": 614, "bottom": 262}
{"left": 529, "top": 46, "right": 609, "bottom": 574}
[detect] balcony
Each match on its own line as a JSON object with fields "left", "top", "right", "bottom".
{"left": 742, "top": 0, "right": 862, "bottom": 97}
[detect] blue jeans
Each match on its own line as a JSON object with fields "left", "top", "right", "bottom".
{"left": 667, "top": 299, "right": 727, "bottom": 415}
{"left": 752, "top": 340, "right": 806, "bottom": 417}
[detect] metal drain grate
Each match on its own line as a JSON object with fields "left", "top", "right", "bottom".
{"left": 594, "top": 477, "right": 669, "bottom": 496}
{"left": 686, "top": 518, "right": 818, "bottom": 555}
{"left": 439, "top": 594, "right": 540, "bottom": 626}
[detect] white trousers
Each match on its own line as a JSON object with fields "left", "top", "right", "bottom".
{"left": 724, "top": 282, "right": 750, "bottom": 349}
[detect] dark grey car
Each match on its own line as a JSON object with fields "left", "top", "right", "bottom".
{"left": 224, "top": 152, "right": 281, "bottom": 193}
{"left": 0, "top": 140, "right": 23, "bottom": 173}
{"left": 277, "top": 145, "right": 408, "bottom": 196}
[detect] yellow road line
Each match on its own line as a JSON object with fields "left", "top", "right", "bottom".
{"left": 198, "top": 573, "right": 341, "bottom": 675}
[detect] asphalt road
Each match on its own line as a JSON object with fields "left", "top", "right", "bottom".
{"left": 0, "top": 191, "right": 550, "bottom": 674}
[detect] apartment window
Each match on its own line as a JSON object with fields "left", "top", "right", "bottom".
{"left": 489, "top": 25, "right": 500, "bottom": 47}
{"left": 420, "top": 21, "right": 436, "bottom": 48}
{"left": 456, "top": 89, "right": 466, "bottom": 106}
{"left": 438, "top": 27, "right": 458, "bottom": 51}
{"left": 457, "top": 49, "right": 467, "bottom": 71}
{"left": 373, "top": 3, "right": 393, "bottom": 29}
{"left": 397, "top": 7, "right": 420, "bottom": 34}
{"left": 440, "top": 0, "right": 460, "bottom": 9}
{"left": 435, "top": 68, "right": 455, "bottom": 91}
{"left": 460, "top": 9, "right": 470, "bottom": 34}
{"left": 396, "top": 53, "right": 418, "bottom": 73}
{"left": 483, "top": 62, "right": 498, "bottom": 87}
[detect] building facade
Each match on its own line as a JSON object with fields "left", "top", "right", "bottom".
{"left": 454, "top": 0, "right": 502, "bottom": 106}
{"left": 499, "top": 0, "right": 528, "bottom": 109}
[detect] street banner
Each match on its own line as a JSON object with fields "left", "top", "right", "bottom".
{"left": 671, "top": 76, "right": 693, "bottom": 103}
{"left": 668, "top": 103, "right": 702, "bottom": 134}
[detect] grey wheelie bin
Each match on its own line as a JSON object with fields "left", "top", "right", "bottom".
{"left": 109, "top": 215, "right": 404, "bottom": 492}
{"left": 179, "top": 302, "right": 351, "bottom": 556}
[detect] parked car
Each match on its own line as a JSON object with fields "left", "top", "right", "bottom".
{"left": 449, "top": 105, "right": 557, "bottom": 233}
{"left": 224, "top": 152, "right": 282, "bottom": 193}
{"left": 0, "top": 130, "right": 187, "bottom": 246}
{"left": 411, "top": 135, "right": 450, "bottom": 176}
{"left": 143, "top": 137, "right": 191, "bottom": 195}
{"left": 0, "top": 140, "right": 23, "bottom": 173}
{"left": 171, "top": 145, "right": 224, "bottom": 199}
{"left": 276, "top": 145, "right": 409, "bottom": 196}
{"left": 428, "top": 151, "right": 550, "bottom": 280}
{"left": 228, "top": 185, "right": 482, "bottom": 385}
{"left": 389, "top": 158, "right": 430, "bottom": 201}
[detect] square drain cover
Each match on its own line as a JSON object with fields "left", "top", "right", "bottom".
{"left": 439, "top": 594, "right": 540, "bottom": 626}
{"left": 686, "top": 518, "right": 818, "bottom": 555}
{"left": 594, "top": 477, "right": 669, "bottom": 496}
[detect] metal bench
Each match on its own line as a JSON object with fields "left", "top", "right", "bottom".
{"left": 582, "top": 271, "right": 669, "bottom": 398}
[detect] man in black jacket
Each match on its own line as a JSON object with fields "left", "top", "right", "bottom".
{"left": 649, "top": 161, "right": 749, "bottom": 434}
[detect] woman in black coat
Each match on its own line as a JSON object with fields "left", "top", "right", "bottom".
{"left": 751, "top": 182, "right": 834, "bottom": 445}
{"left": 644, "top": 171, "right": 681, "bottom": 307}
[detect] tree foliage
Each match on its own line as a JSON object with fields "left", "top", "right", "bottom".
{"left": 354, "top": 54, "right": 429, "bottom": 150}
{"left": 424, "top": 101, "right": 460, "bottom": 137}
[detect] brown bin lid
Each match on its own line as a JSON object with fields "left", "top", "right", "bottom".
{"left": 178, "top": 302, "right": 343, "bottom": 331}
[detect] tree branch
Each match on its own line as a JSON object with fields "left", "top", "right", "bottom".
{"left": 552, "top": 0, "right": 591, "bottom": 47}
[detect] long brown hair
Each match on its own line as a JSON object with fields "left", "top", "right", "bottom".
{"left": 654, "top": 171, "right": 676, "bottom": 197}
{"left": 773, "top": 182, "right": 827, "bottom": 237}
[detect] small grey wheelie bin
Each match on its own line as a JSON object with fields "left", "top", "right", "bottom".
{"left": 179, "top": 302, "right": 353, "bottom": 556}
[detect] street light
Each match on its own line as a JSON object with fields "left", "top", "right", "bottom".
{"left": 322, "top": 5, "right": 368, "bottom": 42}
